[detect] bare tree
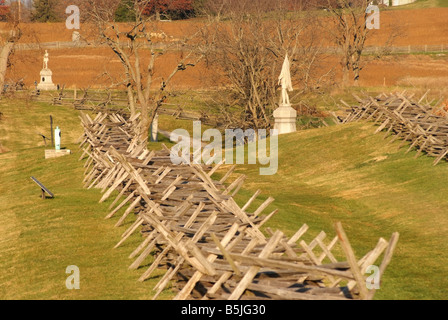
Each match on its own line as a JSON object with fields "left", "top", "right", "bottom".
{"left": 325, "top": 0, "right": 402, "bottom": 87}
{"left": 323, "top": 0, "right": 372, "bottom": 87}
{"left": 201, "top": 0, "right": 323, "bottom": 130}
{"left": 86, "top": 0, "right": 204, "bottom": 143}
{"left": 0, "top": 7, "right": 21, "bottom": 97}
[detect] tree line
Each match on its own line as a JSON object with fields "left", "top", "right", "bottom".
{"left": 7, "top": 0, "right": 204, "bottom": 22}
{"left": 5, "top": 0, "right": 355, "bottom": 22}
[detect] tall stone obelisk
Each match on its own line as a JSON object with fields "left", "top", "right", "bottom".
{"left": 37, "top": 50, "right": 57, "bottom": 91}
{"left": 273, "top": 54, "right": 297, "bottom": 135}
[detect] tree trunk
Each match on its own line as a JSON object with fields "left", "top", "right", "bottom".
{"left": 0, "top": 42, "right": 14, "bottom": 96}
{"left": 341, "top": 56, "right": 350, "bottom": 88}
{"left": 353, "top": 65, "right": 360, "bottom": 86}
{"left": 351, "top": 49, "right": 363, "bottom": 87}
{"left": 139, "top": 103, "right": 150, "bottom": 144}
{"left": 126, "top": 84, "right": 136, "bottom": 116}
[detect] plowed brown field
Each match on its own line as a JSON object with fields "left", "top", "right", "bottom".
{"left": 8, "top": 7, "right": 448, "bottom": 46}
{"left": 3, "top": 7, "right": 448, "bottom": 89}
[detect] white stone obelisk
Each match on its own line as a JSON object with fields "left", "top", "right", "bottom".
{"left": 273, "top": 54, "right": 297, "bottom": 135}
{"left": 37, "top": 50, "right": 57, "bottom": 91}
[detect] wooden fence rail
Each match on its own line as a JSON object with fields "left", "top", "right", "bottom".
{"left": 338, "top": 91, "right": 448, "bottom": 166}
{"left": 15, "top": 40, "right": 448, "bottom": 56}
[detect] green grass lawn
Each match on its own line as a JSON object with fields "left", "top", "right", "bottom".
{"left": 0, "top": 100, "right": 172, "bottom": 299}
{"left": 219, "top": 122, "right": 448, "bottom": 300}
{"left": 2, "top": 96, "right": 448, "bottom": 299}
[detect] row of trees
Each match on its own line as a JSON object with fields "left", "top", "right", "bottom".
{"left": 22, "top": 0, "right": 373, "bottom": 22}
{"left": 28, "top": 0, "right": 201, "bottom": 22}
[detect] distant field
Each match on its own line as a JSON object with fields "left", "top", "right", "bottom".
{"left": 6, "top": 47, "right": 448, "bottom": 91}
{"left": 7, "top": 47, "right": 216, "bottom": 90}
{"left": 3, "top": 6, "right": 447, "bottom": 90}
{"left": 3, "top": 7, "right": 446, "bottom": 46}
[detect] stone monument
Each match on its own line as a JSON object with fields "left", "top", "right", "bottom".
{"left": 273, "top": 54, "right": 297, "bottom": 135}
{"left": 37, "top": 50, "right": 57, "bottom": 91}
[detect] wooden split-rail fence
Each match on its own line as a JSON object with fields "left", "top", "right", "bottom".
{"left": 339, "top": 91, "right": 448, "bottom": 166}
{"left": 78, "top": 111, "right": 399, "bottom": 300}
{"left": 34, "top": 88, "right": 219, "bottom": 128}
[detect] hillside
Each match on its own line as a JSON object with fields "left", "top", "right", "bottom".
{"left": 227, "top": 121, "right": 448, "bottom": 299}
{"left": 1, "top": 99, "right": 448, "bottom": 299}
{"left": 0, "top": 100, "right": 170, "bottom": 299}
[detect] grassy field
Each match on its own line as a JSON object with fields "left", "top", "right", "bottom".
{"left": 0, "top": 100, "right": 172, "bottom": 299}
{"left": 2, "top": 96, "right": 448, "bottom": 299}
{"left": 223, "top": 122, "right": 448, "bottom": 300}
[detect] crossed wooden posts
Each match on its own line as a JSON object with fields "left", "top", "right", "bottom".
{"left": 77, "top": 110, "right": 400, "bottom": 300}
{"left": 340, "top": 91, "right": 448, "bottom": 166}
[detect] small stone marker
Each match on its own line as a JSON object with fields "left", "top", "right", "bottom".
{"left": 45, "top": 125, "right": 70, "bottom": 159}
{"left": 55, "top": 126, "right": 61, "bottom": 150}
{"left": 45, "top": 149, "right": 71, "bottom": 159}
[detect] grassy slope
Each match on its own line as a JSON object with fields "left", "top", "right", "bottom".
{"left": 2, "top": 98, "right": 448, "bottom": 299}
{"left": 0, "top": 100, "right": 171, "bottom": 299}
{"left": 225, "top": 122, "right": 448, "bottom": 300}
